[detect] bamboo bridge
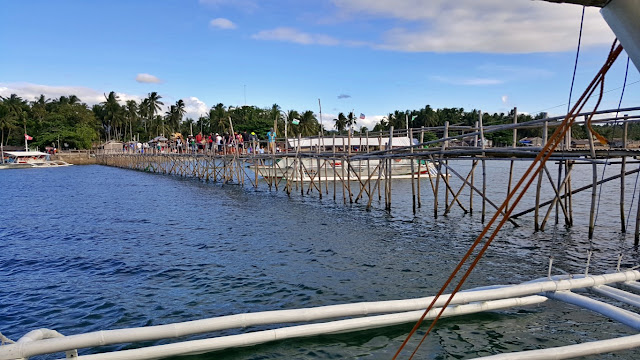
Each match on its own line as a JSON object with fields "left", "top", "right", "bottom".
{"left": 99, "top": 107, "right": 640, "bottom": 243}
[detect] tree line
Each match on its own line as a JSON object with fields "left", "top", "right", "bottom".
{"left": 371, "top": 106, "right": 640, "bottom": 147}
{"left": 0, "top": 92, "right": 324, "bottom": 150}
{"left": 0, "top": 92, "right": 637, "bottom": 150}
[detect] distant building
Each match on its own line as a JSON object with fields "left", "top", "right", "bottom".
{"left": 98, "top": 141, "right": 124, "bottom": 154}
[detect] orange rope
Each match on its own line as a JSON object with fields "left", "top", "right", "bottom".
{"left": 393, "top": 40, "right": 623, "bottom": 359}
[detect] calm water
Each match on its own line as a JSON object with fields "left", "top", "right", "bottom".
{"left": 1, "top": 161, "right": 639, "bottom": 359}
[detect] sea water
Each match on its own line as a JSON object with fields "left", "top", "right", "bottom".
{"left": 1, "top": 161, "right": 639, "bottom": 359}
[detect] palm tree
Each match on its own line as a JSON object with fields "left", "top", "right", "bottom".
{"left": 298, "top": 110, "right": 319, "bottom": 137}
{"left": 284, "top": 109, "right": 300, "bottom": 136}
{"left": 175, "top": 99, "right": 186, "bottom": 124}
{"left": 346, "top": 112, "right": 357, "bottom": 132}
{"left": 165, "top": 105, "right": 181, "bottom": 134}
{"left": 147, "top": 92, "right": 164, "bottom": 121}
{"left": 210, "top": 103, "right": 227, "bottom": 134}
{"left": 145, "top": 92, "right": 164, "bottom": 135}
{"left": 139, "top": 98, "right": 150, "bottom": 132}
{"left": 68, "top": 95, "right": 81, "bottom": 105}
{"left": 2, "top": 94, "right": 28, "bottom": 145}
{"left": 0, "top": 101, "right": 16, "bottom": 147}
{"left": 102, "top": 91, "right": 123, "bottom": 140}
{"left": 124, "top": 100, "right": 139, "bottom": 141}
{"left": 334, "top": 112, "right": 347, "bottom": 132}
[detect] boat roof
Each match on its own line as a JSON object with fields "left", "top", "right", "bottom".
{"left": 287, "top": 136, "right": 415, "bottom": 148}
{"left": 5, "top": 151, "right": 49, "bottom": 156}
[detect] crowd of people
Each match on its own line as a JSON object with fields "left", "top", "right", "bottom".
{"left": 122, "top": 128, "right": 281, "bottom": 155}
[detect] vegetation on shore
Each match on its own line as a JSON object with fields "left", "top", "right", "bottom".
{"left": 0, "top": 92, "right": 635, "bottom": 150}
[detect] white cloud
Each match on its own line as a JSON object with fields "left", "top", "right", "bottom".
{"left": 358, "top": 114, "right": 384, "bottom": 130}
{"left": 318, "top": 112, "right": 381, "bottom": 131}
{"left": 252, "top": 27, "right": 340, "bottom": 46}
{"left": 182, "top": 96, "right": 209, "bottom": 120}
{"left": 332, "top": 0, "right": 613, "bottom": 53}
{"left": 0, "top": 82, "right": 208, "bottom": 122}
{"left": 209, "top": 18, "right": 237, "bottom": 30}
{"left": 135, "top": 73, "right": 163, "bottom": 84}
{"left": 502, "top": 95, "right": 509, "bottom": 104}
{"left": 0, "top": 82, "right": 106, "bottom": 104}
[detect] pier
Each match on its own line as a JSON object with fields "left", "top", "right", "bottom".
{"left": 99, "top": 107, "right": 640, "bottom": 242}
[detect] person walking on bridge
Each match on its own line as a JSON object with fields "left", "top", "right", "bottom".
{"left": 267, "top": 128, "right": 276, "bottom": 154}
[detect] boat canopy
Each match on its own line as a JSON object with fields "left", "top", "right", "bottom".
{"left": 5, "top": 151, "right": 49, "bottom": 157}
{"left": 287, "top": 136, "right": 415, "bottom": 149}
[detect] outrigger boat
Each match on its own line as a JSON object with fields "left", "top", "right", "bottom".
{"left": 0, "top": 151, "right": 71, "bottom": 169}
{"left": 249, "top": 157, "right": 441, "bottom": 182}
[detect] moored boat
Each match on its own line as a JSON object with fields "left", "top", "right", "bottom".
{"left": 0, "top": 151, "right": 72, "bottom": 169}
{"left": 249, "top": 157, "right": 442, "bottom": 182}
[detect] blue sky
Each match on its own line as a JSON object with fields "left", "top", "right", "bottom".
{"left": 1, "top": 0, "right": 638, "bottom": 130}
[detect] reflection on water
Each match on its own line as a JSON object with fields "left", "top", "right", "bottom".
{"left": 0, "top": 161, "right": 639, "bottom": 359}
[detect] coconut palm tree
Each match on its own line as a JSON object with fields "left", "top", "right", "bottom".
{"left": 101, "top": 91, "right": 123, "bottom": 140}
{"left": 165, "top": 105, "right": 181, "bottom": 134}
{"left": 334, "top": 112, "right": 347, "bottom": 132}
{"left": 0, "top": 101, "right": 17, "bottom": 147}
{"left": 210, "top": 103, "right": 227, "bottom": 134}
{"left": 139, "top": 98, "right": 150, "bottom": 132}
{"left": 2, "top": 94, "right": 28, "bottom": 145}
{"left": 297, "top": 110, "right": 319, "bottom": 137}
{"left": 124, "top": 100, "right": 139, "bottom": 141}
{"left": 146, "top": 92, "right": 164, "bottom": 134}
{"left": 346, "top": 112, "right": 357, "bottom": 132}
{"left": 284, "top": 109, "right": 300, "bottom": 136}
{"left": 175, "top": 99, "right": 186, "bottom": 124}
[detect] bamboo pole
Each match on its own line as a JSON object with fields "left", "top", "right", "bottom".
{"left": 410, "top": 128, "right": 416, "bottom": 215}
{"left": 444, "top": 122, "right": 449, "bottom": 208}
{"left": 418, "top": 127, "right": 424, "bottom": 209}
{"left": 299, "top": 134, "right": 304, "bottom": 197}
{"left": 621, "top": 120, "right": 628, "bottom": 232}
{"left": 535, "top": 121, "right": 548, "bottom": 230}
{"left": 386, "top": 126, "right": 394, "bottom": 211}
{"left": 471, "top": 122, "right": 478, "bottom": 213}
{"left": 587, "top": 115, "right": 598, "bottom": 240}
{"left": 506, "top": 108, "right": 517, "bottom": 211}
{"left": 635, "top": 183, "right": 640, "bottom": 245}
{"left": 333, "top": 134, "right": 336, "bottom": 201}
{"left": 479, "top": 112, "right": 487, "bottom": 223}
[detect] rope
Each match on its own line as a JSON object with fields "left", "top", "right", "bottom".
{"left": 616, "top": 57, "right": 630, "bottom": 118}
{"left": 595, "top": 55, "right": 631, "bottom": 232}
{"left": 393, "top": 40, "right": 623, "bottom": 360}
{"left": 567, "top": 6, "right": 585, "bottom": 114}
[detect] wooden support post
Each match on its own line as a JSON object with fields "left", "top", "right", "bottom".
{"left": 635, "top": 183, "right": 640, "bottom": 246}
{"left": 418, "top": 127, "right": 424, "bottom": 208}
{"left": 621, "top": 119, "right": 628, "bottom": 232}
{"left": 317, "top": 133, "right": 322, "bottom": 200}
{"left": 479, "top": 112, "right": 487, "bottom": 223}
{"left": 299, "top": 134, "right": 304, "bottom": 197}
{"left": 587, "top": 116, "right": 597, "bottom": 240}
{"left": 471, "top": 122, "right": 478, "bottom": 213}
{"left": 506, "top": 107, "right": 517, "bottom": 211}
{"left": 410, "top": 128, "right": 416, "bottom": 215}
{"left": 386, "top": 127, "right": 394, "bottom": 211}
{"left": 443, "top": 121, "right": 449, "bottom": 208}
{"left": 535, "top": 121, "right": 548, "bottom": 231}
{"left": 333, "top": 134, "right": 337, "bottom": 201}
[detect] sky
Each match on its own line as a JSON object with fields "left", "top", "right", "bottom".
{"left": 1, "top": 0, "right": 638, "bottom": 130}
